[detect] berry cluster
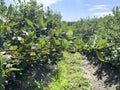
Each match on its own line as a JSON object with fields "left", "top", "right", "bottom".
{"left": 34, "top": 24, "right": 40, "bottom": 37}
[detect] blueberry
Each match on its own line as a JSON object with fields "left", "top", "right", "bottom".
{"left": 30, "top": 64, "right": 34, "bottom": 67}
{"left": 19, "top": 72, "right": 23, "bottom": 75}
{"left": 8, "top": 72, "right": 16, "bottom": 80}
{"left": 16, "top": 62, "right": 21, "bottom": 66}
{"left": 21, "top": 33, "right": 26, "bottom": 38}
{"left": 0, "top": 38, "right": 4, "bottom": 47}
{"left": 34, "top": 60, "right": 37, "bottom": 63}
{"left": 36, "top": 30, "right": 40, "bottom": 33}
{"left": 33, "top": 23, "right": 38, "bottom": 28}
{"left": 36, "top": 28, "right": 40, "bottom": 31}
{"left": 4, "top": 80, "right": 9, "bottom": 85}
{"left": 36, "top": 32, "right": 40, "bottom": 37}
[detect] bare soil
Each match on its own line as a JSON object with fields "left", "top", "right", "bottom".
{"left": 82, "top": 55, "right": 120, "bottom": 90}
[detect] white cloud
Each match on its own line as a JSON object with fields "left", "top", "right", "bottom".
{"left": 11, "top": 0, "right": 62, "bottom": 7}
{"left": 93, "top": 11, "right": 113, "bottom": 17}
{"left": 37, "top": 0, "right": 62, "bottom": 7}
{"left": 88, "top": 4, "right": 109, "bottom": 11}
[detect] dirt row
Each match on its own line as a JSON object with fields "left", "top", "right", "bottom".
{"left": 82, "top": 56, "right": 120, "bottom": 90}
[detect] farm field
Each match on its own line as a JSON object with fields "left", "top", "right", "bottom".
{"left": 0, "top": 0, "right": 120, "bottom": 90}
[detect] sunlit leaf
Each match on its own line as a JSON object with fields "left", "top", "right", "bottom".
{"left": 37, "top": 39, "right": 46, "bottom": 49}
{"left": 5, "top": 26, "right": 11, "bottom": 31}
{"left": 10, "top": 46, "right": 18, "bottom": 50}
{"left": 95, "top": 51, "right": 104, "bottom": 62}
{"left": 30, "top": 52, "right": 36, "bottom": 56}
{"left": 96, "top": 38, "right": 107, "bottom": 49}
{"left": 6, "top": 68, "right": 22, "bottom": 73}
{"left": 25, "top": 18, "right": 33, "bottom": 28}
{"left": 0, "top": 55, "right": 3, "bottom": 70}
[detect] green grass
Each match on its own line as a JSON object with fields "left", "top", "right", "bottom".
{"left": 45, "top": 51, "right": 92, "bottom": 90}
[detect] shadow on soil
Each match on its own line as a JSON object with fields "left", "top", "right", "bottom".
{"left": 83, "top": 52, "right": 120, "bottom": 90}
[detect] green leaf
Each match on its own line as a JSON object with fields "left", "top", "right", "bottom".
{"left": 10, "top": 46, "right": 18, "bottom": 50}
{"left": 25, "top": 19, "right": 33, "bottom": 28}
{"left": 0, "top": 75, "right": 5, "bottom": 83}
{"left": 37, "top": 39, "right": 46, "bottom": 49}
{"left": 96, "top": 38, "right": 107, "bottom": 49}
{"left": 53, "top": 38, "right": 61, "bottom": 45}
{"left": 0, "top": 55, "right": 2, "bottom": 63}
{"left": 0, "top": 55, "right": 10, "bottom": 66}
{"left": 62, "top": 39, "right": 70, "bottom": 49}
{"left": 66, "top": 30, "right": 73, "bottom": 39}
{"left": 39, "top": 16, "right": 44, "bottom": 28}
{"left": 6, "top": 68, "right": 22, "bottom": 73}
{"left": 28, "top": 31, "right": 34, "bottom": 36}
{"left": 75, "top": 38, "right": 84, "bottom": 45}
{"left": 6, "top": 4, "right": 13, "bottom": 17}
{"left": 6, "top": 64, "right": 13, "bottom": 68}
{"left": 30, "top": 52, "right": 36, "bottom": 56}
{"left": 21, "top": 38, "right": 25, "bottom": 43}
{"left": 0, "top": 55, "right": 3, "bottom": 70}
{"left": 5, "top": 26, "right": 11, "bottom": 31}
{"left": 95, "top": 51, "right": 104, "bottom": 61}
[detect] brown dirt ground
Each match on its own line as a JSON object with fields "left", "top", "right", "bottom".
{"left": 82, "top": 55, "right": 120, "bottom": 90}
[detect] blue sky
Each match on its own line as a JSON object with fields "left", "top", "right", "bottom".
{"left": 4, "top": 0, "right": 120, "bottom": 21}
